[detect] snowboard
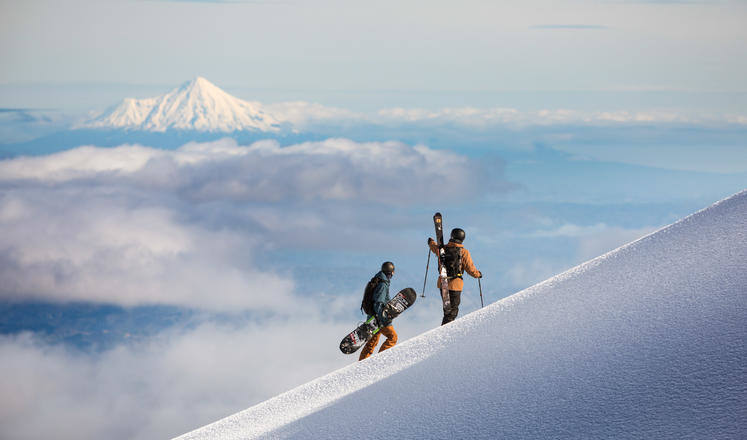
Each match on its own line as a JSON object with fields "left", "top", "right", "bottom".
{"left": 339, "top": 287, "right": 417, "bottom": 354}
{"left": 433, "top": 213, "right": 451, "bottom": 313}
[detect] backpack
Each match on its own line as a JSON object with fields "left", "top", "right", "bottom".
{"left": 442, "top": 246, "right": 463, "bottom": 279}
{"left": 361, "top": 276, "right": 380, "bottom": 316}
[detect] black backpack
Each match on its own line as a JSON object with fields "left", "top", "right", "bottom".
{"left": 361, "top": 276, "right": 380, "bottom": 316}
{"left": 442, "top": 246, "right": 463, "bottom": 279}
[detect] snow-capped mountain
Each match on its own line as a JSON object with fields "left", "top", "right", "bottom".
{"left": 176, "top": 190, "right": 747, "bottom": 439}
{"left": 82, "top": 77, "right": 281, "bottom": 132}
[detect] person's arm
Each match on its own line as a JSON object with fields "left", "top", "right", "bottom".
{"left": 462, "top": 248, "right": 482, "bottom": 278}
{"left": 372, "top": 281, "right": 391, "bottom": 326}
{"left": 428, "top": 237, "right": 439, "bottom": 255}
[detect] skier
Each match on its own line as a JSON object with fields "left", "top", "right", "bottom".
{"left": 358, "top": 261, "right": 398, "bottom": 361}
{"left": 428, "top": 228, "right": 482, "bottom": 325}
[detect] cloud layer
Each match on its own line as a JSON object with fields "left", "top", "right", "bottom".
{"left": 377, "top": 107, "right": 747, "bottom": 127}
{"left": 225, "top": 101, "right": 747, "bottom": 129}
{"left": 0, "top": 320, "right": 351, "bottom": 440}
{"left": 0, "top": 138, "right": 496, "bottom": 310}
{"left": 0, "top": 138, "right": 483, "bottom": 203}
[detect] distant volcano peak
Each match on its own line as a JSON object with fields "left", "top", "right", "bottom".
{"left": 179, "top": 76, "right": 223, "bottom": 96}
{"left": 81, "top": 77, "right": 281, "bottom": 133}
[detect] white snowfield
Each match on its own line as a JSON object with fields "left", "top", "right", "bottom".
{"left": 83, "top": 77, "right": 280, "bottom": 132}
{"left": 176, "top": 190, "right": 747, "bottom": 440}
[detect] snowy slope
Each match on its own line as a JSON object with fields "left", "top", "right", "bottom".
{"left": 176, "top": 190, "right": 747, "bottom": 440}
{"left": 82, "top": 77, "right": 280, "bottom": 132}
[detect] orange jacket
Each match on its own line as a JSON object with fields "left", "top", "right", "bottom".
{"left": 428, "top": 239, "right": 481, "bottom": 291}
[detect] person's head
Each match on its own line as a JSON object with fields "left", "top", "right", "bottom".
{"left": 381, "top": 261, "right": 395, "bottom": 278}
{"left": 450, "top": 228, "right": 465, "bottom": 244}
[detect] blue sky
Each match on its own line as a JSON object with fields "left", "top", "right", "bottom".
{"left": 0, "top": 1, "right": 746, "bottom": 439}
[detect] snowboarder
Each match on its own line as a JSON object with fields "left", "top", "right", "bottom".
{"left": 358, "top": 261, "right": 398, "bottom": 361}
{"left": 428, "top": 228, "right": 482, "bottom": 325}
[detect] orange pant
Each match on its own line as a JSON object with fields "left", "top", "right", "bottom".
{"left": 358, "top": 325, "right": 398, "bottom": 361}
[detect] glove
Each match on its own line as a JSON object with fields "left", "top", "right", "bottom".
{"left": 428, "top": 237, "right": 435, "bottom": 245}
{"left": 477, "top": 271, "right": 483, "bottom": 278}
{"left": 377, "top": 312, "right": 391, "bottom": 328}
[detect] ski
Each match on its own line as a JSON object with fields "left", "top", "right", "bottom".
{"left": 433, "top": 213, "right": 451, "bottom": 313}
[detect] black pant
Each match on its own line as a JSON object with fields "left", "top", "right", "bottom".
{"left": 441, "top": 290, "right": 461, "bottom": 325}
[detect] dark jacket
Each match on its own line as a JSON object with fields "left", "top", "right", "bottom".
{"left": 372, "top": 270, "right": 392, "bottom": 326}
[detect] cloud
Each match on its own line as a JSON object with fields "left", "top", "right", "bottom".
{"left": 265, "top": 101, "right": 363, "bottom": 129}
{"left": 0, "top": 139, "right": 502, "bottom": 309}
{"left": 0, "top": 190, "right": 296, "bottom": 311}
{"left": 0, "top": 138, "right": 487, "bottom": 204}
{"left": 0, "top": 318, "right": 352, "bottom": 440}
{"left": 0, "top": 109, "right": 74, "bottom": 144}
{"left": 377, "top": 107, "right": 746, "bottom": 127}
{"left": 530, "top": 24, "right": 609, "bottom": 30}
{"left": 505, "top": 258, "right": 570, "bottom": 287}
{"left": 529, "top": 222, "right": 625, "bottom": 238}
{"left": 612, "top": 0, "right": 707, "bottom": 3}
{"left": 575, "top": 225, "right": 657, "bottom": 261}
{"left": 150, "top": 0, "right": 288, "bottom": 4}
{"left": 529, "top": 222, "right": 658, "bottom": 261}
{"left": 379, "top": 107, "right": 522, "bottom": 126}
{"left": 0, "top": 109, "right": 41, "bottom": 123}
{"left": 502, "top": 223, "right": 658, "bottom": 289}
{"left": 0, "top": 109, "right": 56, "bottom": 127}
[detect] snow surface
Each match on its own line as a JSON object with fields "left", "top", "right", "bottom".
{"left": 176, "top": 190, "right": 747, "bottom": 440}
{"left": 82, "top": 77, "right": 280, "bottom": 132}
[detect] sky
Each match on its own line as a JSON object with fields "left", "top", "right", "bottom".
{"left": 1, "top": 0, "right": 747, "bottom": 111}
{"left": 0, "top": 1, "right": 745, "bottom": 439}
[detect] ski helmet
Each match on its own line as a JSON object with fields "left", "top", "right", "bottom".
{"left": 381, "top": 261, "right": 395, "bottom": 275}
{"left": 450, "top": 228, "right": 466, "bottom": 243}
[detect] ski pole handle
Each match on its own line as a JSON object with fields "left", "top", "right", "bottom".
{"left": 421, "top": 249, "right": 431, "bottom": 298}
{"left": 478, "top": 277, "right": 484, "bottom": 308}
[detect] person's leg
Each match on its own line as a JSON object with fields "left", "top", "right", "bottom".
{"left": 440, "top": 287, "right": 450, "bottom": 325}
{"left": 441, "top": 290, "right": 461, "bottom": 325}
{"left": 358, "top": 332, "right": 381, "bottom": 361}
{"left": 378, "top": 326, "right": 398, "bottom": 352}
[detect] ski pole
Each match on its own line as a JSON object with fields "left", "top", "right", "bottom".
{"left": 478, "top": 277, "right": 484, "bottom": 308}
{"left": 421, "top": 249, "right": 430, "bottom": 298}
